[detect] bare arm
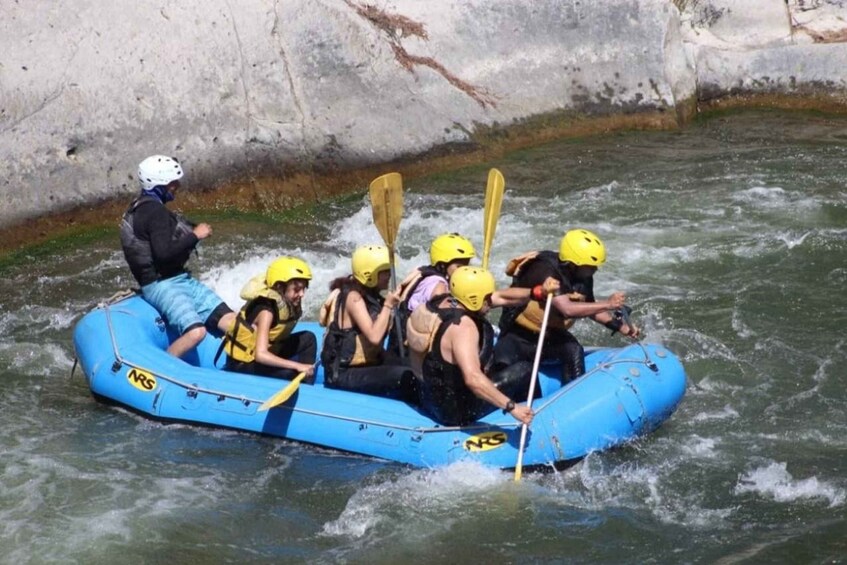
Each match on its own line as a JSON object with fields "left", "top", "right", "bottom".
{"left": 553, "top": 290, "right": 626, "bottom": 319}
{"left": 446, "top": 319, "right": 533, "bottom": 424}
{"left": 345, "top": 288, "right": 401, "bottom": 346}
{"left": 490, "top": 276, "right": 560, "bottom": 308}
{"left": 490, "top": 286, "right": 531, "bottom": 308}
{"left": 251, "top": 310, "right": 315, "bottom": 376}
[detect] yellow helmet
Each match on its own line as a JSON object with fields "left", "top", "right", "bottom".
{"left": 266, "top": 256, "right": 312, "bottom": 287}
{"left": 429, "top": 233, "right": 476, "bottom": 266}
{"left": 449, "top": 266, "right": 496, "bottom": 312}
{"left": 352, "top": 245, "right": 391, "bottom": 288}
{"left": 559, "top": 229, "right": 606, "bottom": 266}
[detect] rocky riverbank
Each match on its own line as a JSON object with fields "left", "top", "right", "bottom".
{"left": 2, "top": 0, "right": 845, "bottom": 253}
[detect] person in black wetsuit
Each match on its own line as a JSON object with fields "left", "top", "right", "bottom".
{"left": 120, "top": 155, "right": 235, "bottom": 358}
{"left": 318, "top": 244, "right": 416, "bottom": 401}
{"left": 407, "top": 266, "right": 558, "bottom": 426}
{"left": 493, "top": 228, "right": 639, "bottom": 384}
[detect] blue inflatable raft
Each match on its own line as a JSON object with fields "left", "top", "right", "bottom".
{"left": 72, "top": 293, "right": 686, "bottom": 470}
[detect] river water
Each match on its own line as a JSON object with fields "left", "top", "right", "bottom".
{"left": 1, "top": 111, "right": 845, "bottom": 563}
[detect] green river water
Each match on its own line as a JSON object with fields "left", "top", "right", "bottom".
{"left": 1, "top": 110, "right": 845, "bottom": 563}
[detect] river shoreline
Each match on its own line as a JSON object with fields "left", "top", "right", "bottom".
{"left": 2, "top": 101, "right": 845, "bottom": 265}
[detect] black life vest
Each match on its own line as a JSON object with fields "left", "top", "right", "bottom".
{"left": 120, "top": 195, "right": 195, "bottom": 285}
{"left": 417, "top": 295, "right": 495, "bottom": 426}
{"left": 499, "top": 250, "right": 593, "bottom": 335}
{"left": 319, "top": 283, "right": 385, "bottom": 382}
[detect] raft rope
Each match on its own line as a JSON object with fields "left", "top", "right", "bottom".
{"left": 102, "top": 300, "right": 514, "bottom": 432}
{"left": 100, "top": 299, "right": 660, "bottom": 435}
{"left": 620, "top": 307, "right": 658, "bottom": 371}
{"left": 104, "top": 301, "right": 265, "bottom": 407}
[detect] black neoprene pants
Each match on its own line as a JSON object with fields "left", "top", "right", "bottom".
{"left": 492, "top": 327, "right": 585, "bottom": 384}
{"left": 324, "top": 363, "right": 418, "bottom": 404}
{"left": 225, "top": 331, "right": 317, "bottom": 382}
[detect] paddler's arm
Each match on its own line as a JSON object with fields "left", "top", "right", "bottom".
{"left": 553, "top": 290, "right": 626, "bottom": 319}
{"left": 448, "top": 318, "right": 533, "bottom": 425}
{"left": 591, "top": 298, "right": 640, "bottom": 337}
{"left": 490, "top": 276, "right": 559, "bottom": 307}
{"left": 346, "top": 288, "right": 401, "bottom": 346}
{"left": 146, "top": 205, "right": 199, "bottom": 263}
{"left": 251, "top": 310, "right": 315, "bottom": 376}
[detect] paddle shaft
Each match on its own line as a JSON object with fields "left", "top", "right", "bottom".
{"left": 387, "top": 250, "right": 405, "bottom": 358}
{"left": 514, "top": 292, "right": 554, "bottom": 481}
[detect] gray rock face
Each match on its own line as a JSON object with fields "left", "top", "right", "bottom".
{"left": 1, "top": 0, "right": 845, "bottom": 229}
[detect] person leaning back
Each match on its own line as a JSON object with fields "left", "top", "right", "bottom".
{"left": 120, "top": 155, "right": 235, "bottom": 358}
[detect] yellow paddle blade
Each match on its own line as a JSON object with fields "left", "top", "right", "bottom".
{"left": 257, "top": 372, "right": 306, "bottom": 411}
{"left": 482, "top": 168, "right": 505, "bottom": 271}
{"left": 369, "top": 172, "right": 404, "bottom": 249}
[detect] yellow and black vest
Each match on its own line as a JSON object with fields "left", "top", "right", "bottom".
{"left": 223, "top": 287, "right": 301, "bottom": 363}
{"left": 319, "top": 283, "right": 385, "bottom": 379}
{"left": 500, "top": 250, "right": 588, "bottom": 335}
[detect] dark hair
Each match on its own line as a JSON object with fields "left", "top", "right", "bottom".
{"left": 329, "top": 275, "right": 354, "bottom": 292}
{"left": 433, "top": 262, "right": 449, "bottom": 275}
{"left": 329, "top": 275, "right": 385, "bottom": 303}
{"left": 272, "top": 279, "right": 309, "bottom": 294}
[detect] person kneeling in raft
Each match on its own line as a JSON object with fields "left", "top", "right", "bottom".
{"left": 222, "top": 257, "right": 317, "bottom": 382}
{"left": 407, "top": 266, "right": 559, "bottom": 426}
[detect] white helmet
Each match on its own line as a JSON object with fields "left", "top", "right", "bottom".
{"left": 137, "top": 155, "right": 184, "bottom": 191}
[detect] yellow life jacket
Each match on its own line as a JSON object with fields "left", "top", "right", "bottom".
{"left": 319, "top": 287, "right": 384, "bottom": 367}
{"left": 505, "top": 251, "right": 585, "bottom": 333}
{"left": 223, "top": 281, "right": 301, "bottom": 364}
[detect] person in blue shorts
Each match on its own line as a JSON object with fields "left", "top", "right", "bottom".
{"left": 120, "top": 155, "right": 235, "bottom": 358}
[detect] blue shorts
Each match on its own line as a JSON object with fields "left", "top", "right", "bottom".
{"left": 141, "top": 273, "right": 227, "bottom": 335}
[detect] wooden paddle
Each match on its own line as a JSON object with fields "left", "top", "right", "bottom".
{"left": 482, "top": 168, "right": 505, "bottom": 271}
{"left": 368, "top": 172, "right": 405, "bottom": 356}
{"left": 514, "top": 292, "right": 553, "bottom": 481}
{"left": 258, "top": 372, "right": 306, "bottom": 411}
